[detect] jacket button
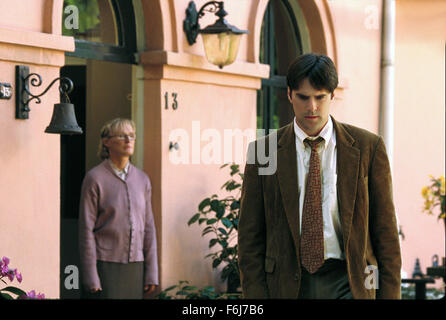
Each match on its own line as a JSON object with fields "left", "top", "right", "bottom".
{"left": 294, "top": 273, "right": 299, "bottom": 280}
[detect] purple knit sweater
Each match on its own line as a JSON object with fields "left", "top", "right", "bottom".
{"left": 78, "top": 160, "right": 159, "bottom": 289}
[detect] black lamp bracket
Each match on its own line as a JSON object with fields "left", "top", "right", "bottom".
{"left": 197, "top": 1, "right": 226, "bottom": 20}
{"left": 183, "top": 1, "right": 227, "bottom": 45}
{"left": 16, "top": 65, "right": 74, "bottom": 119}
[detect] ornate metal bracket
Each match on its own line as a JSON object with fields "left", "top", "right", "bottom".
{"left": 183, "top": 1, "right": 226, "bottom": 45}
{"left": 15, "top": 65, "right": 74, "bottom": 119}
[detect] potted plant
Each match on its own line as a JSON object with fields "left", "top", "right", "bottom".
{"left": 421, "top": 175, "right": 446, "bottom": 233}
{"left": 188, "top": 163, "right": 243, "bottom": 294}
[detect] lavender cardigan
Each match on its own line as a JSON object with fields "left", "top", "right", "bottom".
{"left": 79, "top": 160, "right": 159, "bottom": 290}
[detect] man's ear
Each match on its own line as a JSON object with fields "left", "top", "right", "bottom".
{"left": 331, "top": 92, "right": 335, "bottom": 100}
{"left": 287, "top": 87, "right": 292, "bottom": 103}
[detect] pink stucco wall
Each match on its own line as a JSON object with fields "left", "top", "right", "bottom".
{"left": 327, "top": 0, "right": 445, "bottom": 285}
{"left": 393, "top": 0, "right": 445, "bottom": 284}
{"left": 0, "top": 0, "right": 74, "bottom": 298}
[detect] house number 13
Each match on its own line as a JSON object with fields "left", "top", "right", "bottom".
{"left": 164, "top": 92, "right": 178, "bottom": 110}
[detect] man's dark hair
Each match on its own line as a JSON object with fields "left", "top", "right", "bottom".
{"left": 286, "top": 53, "right": 338, "bottom": 95}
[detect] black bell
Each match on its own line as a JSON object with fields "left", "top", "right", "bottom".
{"left": 45, "top": 102, "right": 83, "bottom": 135}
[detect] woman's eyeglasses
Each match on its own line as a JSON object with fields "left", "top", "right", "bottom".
{"left": 109, "top": 134, "right": 136, "bottom": 141}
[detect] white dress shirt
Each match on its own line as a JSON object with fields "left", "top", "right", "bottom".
{"left": 293, "top": 115, "right": 345, "bottom": 260}
{"left": 108, "top": 159, "right": 130, "bottom": 181}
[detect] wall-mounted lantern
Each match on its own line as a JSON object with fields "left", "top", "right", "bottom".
{"left": 15, "top": 65, "right": 83, "bottom": 135}
{"left": 183, "top": 1, "right": 249, "bottom": 69}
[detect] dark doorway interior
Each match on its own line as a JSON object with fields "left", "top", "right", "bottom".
{"left": 60, "top": 65, "right": 86, "bottom": 299}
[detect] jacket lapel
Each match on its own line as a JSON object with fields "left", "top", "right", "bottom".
{"left": 276, "top": 123, "right": 301, "bottom": 252}
{"left": 332, "top": 117, "right": 360, "bottom": 247}
{"left": 276, "top": 118, "right": 360, "bottom": 254}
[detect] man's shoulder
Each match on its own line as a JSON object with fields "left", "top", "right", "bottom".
{"left": 335, "top": 120, "right": 381, "bottom": 146}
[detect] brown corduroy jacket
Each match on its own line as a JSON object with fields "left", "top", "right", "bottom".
{"left": 238, "top": 117, "right": 401, "bottom": 299}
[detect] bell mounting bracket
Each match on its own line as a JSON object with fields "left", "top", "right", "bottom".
{"left": 15, "top": 65, "right": 74, "bottom": 119}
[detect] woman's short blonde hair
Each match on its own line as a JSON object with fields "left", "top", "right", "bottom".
{"left": 97, "top": 118, "right": 136, "bottom": 160}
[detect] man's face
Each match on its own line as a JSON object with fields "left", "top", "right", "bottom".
{"left": 288, "top": 78, "right": 334, "bottom": 137}
{"left": 103, "top": 123, "right": 136, "bottom": 159}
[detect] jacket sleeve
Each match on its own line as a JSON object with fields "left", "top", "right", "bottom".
{"left": 238, "top": 142, "right": 269, "bottom": 298}
{"left": 369, "top": 136, "right": 402, "bottom": 299}
{"left": 78, "top": 174, "right": 101, "bottom": 290}
{"left": 143, "top": 178, "right": 159, "bottom": 286}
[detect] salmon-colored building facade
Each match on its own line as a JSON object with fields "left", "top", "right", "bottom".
{"left": 0, "top": 0, "right": 444, "bottom": 298}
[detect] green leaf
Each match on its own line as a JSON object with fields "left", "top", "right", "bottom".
{"left": 203, "top": 286, "right": 215, "bottom": 292}
{"left": 163, "top": 285, "right": 178, "bottom": 292}
{"left": 221, "top": 218, "right": 232, "bottom": 228}
{"left": 212, "top": 258, "right": 222, "bottom": 268}
{"left": 220, "top": 251, "right": 229, "bottom": 259}
{"left": 176, "top": 290, "right": 189, "bottom": 296}
{"left": 198, "top": 218, "right": 207, "bottom": 225}
{"left": 202, "top": 226, "right": 213, "bottom": 234}
{"left": 230, "top": 200, "right": 240, "bottom": 210}
{"left": 210, "top": 200, "right": 221, "bottom": 212}
{"left": 202, "top": 228, "right": 214, "bottom": 237}
{"left": 216, "top": 205, "right": 225, "bottom": 218}
{"left": 156, "top": 292, "right": 167, "bottom": 299}
{"left": 224, "top": 180, "right": 235, "bottom": 191}
{"left": 198, "top": 198, "right": 211, "bottom": 211}
{"left": 1, "top": 286, "right": 27, "bottom": 297}
{"left": 220, "top": 163, "right": 229, "bottom": 169}
{"left": 187, "top": 213, "right": 200, "bottom": 226}
{"left": 206, "top": 218, "right": 218, "bottom": 225}
{"left": 209, "top": 238, "right": 218, "bottom": 248}
{"left": 232, "top": 183, "right": 242, "bottom": 191}
{"left": 0, "top": 292, "right": 13, "bottom": 300}
{"left": 183, "top": 286, "right": 198, "bottom": 291}
{"left": 218, "top": 227, "right": 228, "bottom": 235}
{"left": 230, "top": 164, "right": 240, "bottom": 176}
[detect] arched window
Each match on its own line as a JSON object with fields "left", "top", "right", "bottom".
{"left": 62, "top": 0, "right": 137, "bottom": 64}
{"left": 258, "top": 0, "right": 304, "bottom": 132}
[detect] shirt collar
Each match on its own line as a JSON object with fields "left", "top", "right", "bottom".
{"left": 108, "top": 159, "right": 130, "bottom": 175}
{"left": 293, "top": 115, "right": 333, "bottom": 150}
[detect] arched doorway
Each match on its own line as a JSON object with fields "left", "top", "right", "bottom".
{"left": 59, "top": 0, "right": 140, "bottom": 298}
{"left": 257, "top": 0, "right": 310, "bottom": 133}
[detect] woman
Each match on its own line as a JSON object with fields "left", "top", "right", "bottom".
{"left": 79, "top": 118, "right": 158, "bottom": 299}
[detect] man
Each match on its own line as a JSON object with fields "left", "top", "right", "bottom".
{"left": 238, "top": 53, "right": 401, "bottom": 299}
{"left": 79, "top": 118, "right": 158, "bottom": 299}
